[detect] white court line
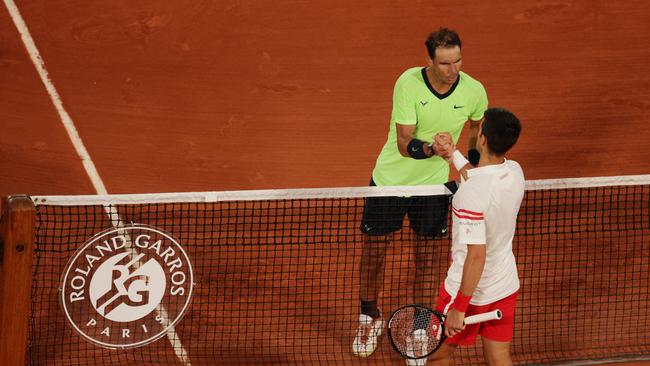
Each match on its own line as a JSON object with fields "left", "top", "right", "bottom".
{"left": 3, "top": 0, "right": 107, "bottom": 195}
{"left": 3, "top": 1, "right": 191, "bottom": 364}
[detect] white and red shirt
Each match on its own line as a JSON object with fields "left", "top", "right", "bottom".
{"left": 444, "top": 159, "right": 525, "bottom": 305}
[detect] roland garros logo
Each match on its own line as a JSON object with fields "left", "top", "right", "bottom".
{"left": 60, "top": 225, "right": 194, "bottom": 349}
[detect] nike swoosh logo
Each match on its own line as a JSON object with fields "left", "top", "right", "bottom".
{"left": 420, "top": 101, "right": 429, "bottom": 106}
{"left": 453, "top": 105, "right": 464, "bottom": 109}
{"left": 411, "top": 146, "right": 420, "bottom": 152}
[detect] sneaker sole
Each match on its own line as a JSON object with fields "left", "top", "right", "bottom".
{"left": 352, "top": 320, "right": 385, "bottom": 357}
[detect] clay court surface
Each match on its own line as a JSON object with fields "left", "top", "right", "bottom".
{"left": 1, "top": 0, "right": 650, "bottom": 365}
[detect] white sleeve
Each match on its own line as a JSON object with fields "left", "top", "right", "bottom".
{"left": 453, "top": 183, "right": 489, "bottom": 245}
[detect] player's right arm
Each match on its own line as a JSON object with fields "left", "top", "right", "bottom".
{"left": 433, "top": 132, "right": 470, "bottom": 178}
{"left": 391, "top": 71, "right": 437, "bottom": 159}
{"left": 395, "top": 123, "right": 435, "bottom": 158}
{"left": 452, "top": 149, "right": 472, "bottom": 181}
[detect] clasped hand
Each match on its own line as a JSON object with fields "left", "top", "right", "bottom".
{"left": 432, "top": 132, "right": 454, "bottom": 160}
{"left": 444, "top": 308, "right": 466, "bottom": 338}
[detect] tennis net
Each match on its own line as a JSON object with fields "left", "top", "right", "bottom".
{"left": 6, "top": 174, "right": 650, "bottom": 365}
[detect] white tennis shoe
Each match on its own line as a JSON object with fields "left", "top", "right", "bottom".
{"left": 352, "top": 314, "right": 385, "bottom": 357}
{"left": 405, "top": 329, "right": 429, "bottom": 366}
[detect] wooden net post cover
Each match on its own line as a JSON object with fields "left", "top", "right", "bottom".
{"left": 0, "top": 195, "right": 36, "bottom": 366}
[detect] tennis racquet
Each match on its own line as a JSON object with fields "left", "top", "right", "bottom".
{"left": 387, "top": 304, "right": 502, "bottom": 360}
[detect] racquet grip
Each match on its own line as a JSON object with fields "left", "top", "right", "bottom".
{"left": 463, "top": 309, "right": 502, "bottom": 325}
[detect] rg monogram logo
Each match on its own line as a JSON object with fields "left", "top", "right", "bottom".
{"left": 61, "top": 225, "right": 194, "bottom": 349}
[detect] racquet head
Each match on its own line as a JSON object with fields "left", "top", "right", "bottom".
{"left": 387, "top": 304, "right": 446, "bottom": 360}
{"left": 387, "top": 305, "right": 503, "bottom": 360}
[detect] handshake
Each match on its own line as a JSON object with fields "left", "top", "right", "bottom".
{"left": 431, "top": 132, "right": 455, "bottom": 161}
{"left": 431, "top": 132, "right": 474, "bottom": 176}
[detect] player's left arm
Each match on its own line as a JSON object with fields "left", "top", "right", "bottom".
{"left": 467, "top": 83, "right": 488, "bottom": 166}
{"left": 450, "top": 148, "right": 471, "bottom": 181}
{"left": 445, "top": 183, "right": 488, "bottom": 337}
{"left": 445, "top": 243, "right": 486, "bottom": 337}
{"left": 468, "top": 118, "right": 482, "bottom": 151}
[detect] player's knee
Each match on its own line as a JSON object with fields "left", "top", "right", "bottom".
{"left": 363, "top": 233, "right": 390, "bottom": 243}
{"left": 484, "top": 347, "right": 512, "bottom": 366}
{"left": 427, "top": 343, "right": 456, "bottom": 365}
{"left": 360, "top": 235, "right": 389, "bottom": 261}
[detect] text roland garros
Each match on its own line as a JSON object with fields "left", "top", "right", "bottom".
{"left": 60, "top": 224, "right": 194, "bottom": 349}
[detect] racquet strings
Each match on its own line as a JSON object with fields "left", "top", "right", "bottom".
{"left": 389, "top": 305, "right": 443, "bottom": 358}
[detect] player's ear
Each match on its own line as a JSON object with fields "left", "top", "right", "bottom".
{"left": 478, "top": 133, "right": 488, "bottom": 151}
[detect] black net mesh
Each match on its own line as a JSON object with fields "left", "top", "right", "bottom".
{"left": 26, "top": 182, "right": 650, "bottom": 365}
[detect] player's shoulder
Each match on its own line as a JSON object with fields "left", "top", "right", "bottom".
{"left": 455, "top": 175, "right": 490, "bottom": 206}
{"left": 459, "top": 71, "right": 483, "bottom": 86}
{"left": 395, "top": 67, "right": 424, "bottom": 85}
{"left": 464, "top": 172, "right": 493, "bottom": 191}
{"left": 505, "top": 159, "right": 525, "bottom": 181}
{"left": 459, "top": 71, "right": 486, "bottom": 94}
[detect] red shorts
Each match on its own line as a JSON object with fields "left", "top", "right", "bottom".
{"left": 435, "top": 285, "right": 518, "bottom": 345}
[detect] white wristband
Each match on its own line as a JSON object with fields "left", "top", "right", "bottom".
{"left": 452, "top": 150, "right": 469, "bottom": 171}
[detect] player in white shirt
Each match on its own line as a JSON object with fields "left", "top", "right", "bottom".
{"left": 430, "top": 108, "right": 524, "bottom": 366}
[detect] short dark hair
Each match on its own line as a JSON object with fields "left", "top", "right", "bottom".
{"left": 481, "top": 108, "right": 521, "bottom": 155}
{"left": 425, "top": 28, "right": 462, "bottom": 59}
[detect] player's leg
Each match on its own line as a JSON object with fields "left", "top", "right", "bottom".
{"left": 359, "top": 232, "right": 389, "bottom": 316}
{"left": 479, "top": 291, "right": 518, "bottom": 366}
{"left": 409, "top": 194, "right": 449, "bottom": 312}
{"left": 482, "top": 339, "right": 513, "bottom": 366}
{"left": 427, "top": 343, "right": 457, "bottom": 366}
{"left": 358, "top": 193, "right": 406, "bottom": 316}
{"left": 404, "top": 194, "right": 449, "bottom": 365}
{"left": 354, "top": 179, "right": 407, "bottom": 357}
{"left": 353, "top": 233, "right": 389, "bottom": 357}
{"left": 413, "top": 233, "right": 437, "bottom": 308}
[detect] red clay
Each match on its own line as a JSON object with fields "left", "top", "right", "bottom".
{"left": 2, "top": 1, "right": 650, "bottom": 365}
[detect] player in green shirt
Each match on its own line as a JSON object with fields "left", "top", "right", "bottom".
{"left": 353, "top": 28, "right": 488, "bottom": 364}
